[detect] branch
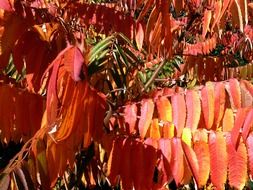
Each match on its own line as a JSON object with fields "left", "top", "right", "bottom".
{"left": 141, "top": 59, "right": 166, "bottom": 92}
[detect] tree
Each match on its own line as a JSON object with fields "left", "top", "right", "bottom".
{"left": 0, "top": 0, "right": 253, "bottom": 189}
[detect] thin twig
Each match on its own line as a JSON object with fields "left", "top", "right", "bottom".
{"left": 142, "top": 59, "right": 166, "bottom": 92}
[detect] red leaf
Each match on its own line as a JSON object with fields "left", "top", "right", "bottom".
{"left": 225, "top": 79, "right": 242, "bottom": 110}
{"left": 185, "top": 90, "right": 201, "bottom": 131}
{"left": 231, "top": 108, "right": 248, "bottom": 149}
{"left": 171, "top": 94, "right": 186, "bottom": 137}
{"left": 213, "top": 82, "right": 226, "bottom": 128}
{"left": 201, "top": 81, "right": 215, "bottom": 129}
{"left": 170, "top": 138, "right": 184, "bottom": 186}
{"left": 124, "top": 103, "right": 137, "bottom": 134}
{"left": 209, "top": 131, "right": 228, "bottom": 190}
{"left": 107, "top": 137, "right": 123, "bottom": 185}
{"left": 181, "top": 142, "right": 199, "bottom": 187}
{"left": 143, "top": 138, "right": 158, "bottom": 189}
{"left": 120, "top": 138, "right": 133, "bottom": 190}
{"left": 131, "top": 139, "right": 144, "bottom": 190}
{"left": 0, "top": 0, "right": 13, "bottom": 11}
{"left": 226, "top": 134, "right": 247, "bottom": 190}
{"left": 246, "top": 133, "right": 253, "bottom": 178}
{"left": 138, "top": 99, "right": 154, "bottom": 138}
{"left": 241, "top": 80, "right": 253, "bottom": 96}
{"left": 240, "top": 80, "right": 253, "bottom": 107}
{"left": 241, "top": 109, "right": 253, "bottom": 142}
{"left": 158, "top": 138, "right": 173, "bottom": 184}
{"left": 63, "top": 46, "right": 85, "bottom": 82}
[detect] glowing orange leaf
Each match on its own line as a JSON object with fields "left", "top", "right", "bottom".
{"left": 209, "top": 131, "right": 228, "bottom": 190}
{"left": 226, "top": 134, "right": 247, "bottom": 190}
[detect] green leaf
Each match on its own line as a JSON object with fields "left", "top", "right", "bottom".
{"left": 89, "top": 35, "right": 115, "bottom": 63}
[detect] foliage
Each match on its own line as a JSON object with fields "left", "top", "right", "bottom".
{"left": 0, "top": 0, "right": 253, "bottom": 190}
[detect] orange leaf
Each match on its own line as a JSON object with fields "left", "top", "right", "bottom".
{"left": 156, "top": 96, "right": 172, "bottom": 122}
{"left": 226, "top": 134, "right": 247, "bottom": 190}
{"left": 149, "top": 119, "right": 161, "bottom": 139}
{"left": 202, "top": 9, "right": 212, "bottom": 38}
{"left": 185, "top": 90, "right": 201, "bottom": 131}
{"left": 201, "top": 81, "right": 215, "bottom": 129}
{"left": 213, "top": 82, "right": 226, "bottom": 129}
{"left": 193, "top": 140, "right": 210, "bottom": 187}
{"left": 135, "top": 23, "right": 144, "bottom": 51}
{"left": 211, "top": 0, "right": 222, "bottom": 32}
{"left": 222, "top": 108, "right": 234, "bottom": 132}
{"left": 209, "top": 131, "right": 228, "bottom": 190}
{"left": 172, "top": 94, "right": 186, "bottom": 137}
{"left": 138, "top": 99, "right": 154, "bottom": 138}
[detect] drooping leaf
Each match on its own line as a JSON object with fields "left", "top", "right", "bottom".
{"left": 246, "top": 133, "right": 253, "bottom": 178}
{"left": 136, "top": 22, "right": 144, "bottom": 51}
{"left": 231, "top": 108, "right": 248, "bottom": 149}
{"left": 240, "top": 80, "right": 253, "bottom": 107}
{"left": 138, "top": 99, "right": 155, "bottom": 138}
{"left": 211, "top": 0, "right": 222, "bottom": 32}
{"left": 185, "top": 90, "right": 201, "bottom": 131}
{"left": 124, "top": 103, "right": 137, "bottom": 134}
{"left": 171, "top": 94, "right": 186, "bottom": 137}
{"left": 63, "top": 46, "right": 85, "bottom": 82}
{"left": 226, "top": 134, "right": 247, "bottom": 190}
{"left": 202, "top": 9, "right": 212, "bottom": 38}
{"left": 120, "top": 138, "right": 133, "bottom": 190}
{"left": 193, "top": 131, "right": 210, "bottom": 188}
{"left": 222, "top": 108, "right": 234, "bottom": 132}
{"left": 209, "top": 131, "right": 228, "bottom": 190}
{"left": 107, "top": 137, "right": 123, "bottom": 186}
{"left": 213, "top": 82, "right": 226, "bottom": 129}
{"left": 241, "top": 109, "right": 253, "bottom": 142}
{"left": 201, "top": 81, "right": 215, "bottom": 129}
{"left": 156, "top": 96, "right": 172, "bottom": 122}
{"left": 158, "top": 138, "right": 173, "bottom": 185}
{"left": 130, "top": 139, "right": 144, "bottom": 190}
{"left": 0, "top": 0, "right": 14, "bottom": 11}
{"left": 181, "top": 141, "right": 199, "bottom": 187}
{"left": 170, "top": 138, "right": 184, "bottom": 186}
{"left": 225, "top": 78, "right": 242, "bottom": 110}
{"left": 149, "top": 119, "right": 161, "bottom": 139}
{"left": 143, "top": 138, "right": 158, "bottom": 189}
